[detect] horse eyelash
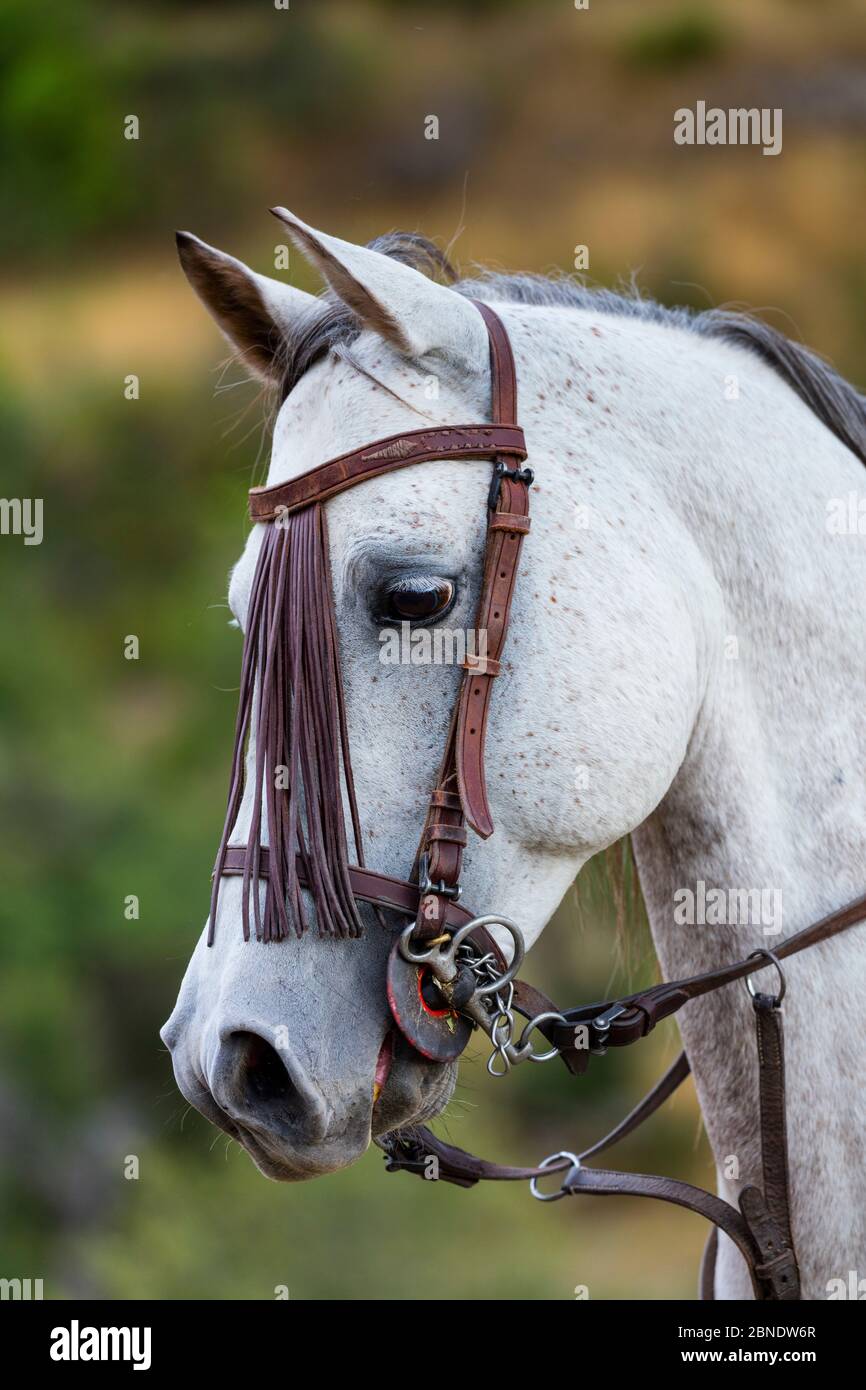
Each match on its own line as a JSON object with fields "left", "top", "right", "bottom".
{"left": 374, "top": 574, "right": 457, "bottom": 628}
{"left": 387, "top": 574, "right": 451, "bottom": 595}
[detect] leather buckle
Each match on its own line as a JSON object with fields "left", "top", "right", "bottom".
{"left": 417, "top": 852, "right": 461, "bottom": 902}
{"left": 487, "top": 460, "right": 534, "bottom": 511}
{"left": 590, "top": 1002, "right": 628, "bottom": 1055}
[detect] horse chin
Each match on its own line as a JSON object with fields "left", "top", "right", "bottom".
{"left": 234, "top": 1045, "right": 457, "bottom": 1182}
{"left": 227, "top": 1054, "right": 456, "bottom": 1183}
{"left": 167, "top": 1028, "right": 457, "bottom": 1183}
{"left": 235, "top": 1128, "right": 372, "bottom": 1183}
{"left": 370, "top": 1035, "right": 458, "bottom": 1139}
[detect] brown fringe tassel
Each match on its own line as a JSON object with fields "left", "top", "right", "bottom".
{"left": 208, "top": 504, "right": 365, "bottom": 943}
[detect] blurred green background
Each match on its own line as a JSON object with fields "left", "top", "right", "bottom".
{"left": 1, "top": 0, "right": 865, "bottom": 1300}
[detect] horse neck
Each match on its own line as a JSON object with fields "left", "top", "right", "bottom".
{"left": 622, "top": 325, "right": 866, "bottom": 1297}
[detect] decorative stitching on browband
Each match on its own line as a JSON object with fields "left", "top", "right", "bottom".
{"left": 248, "top": 424, "right": 527, "bottom": 521}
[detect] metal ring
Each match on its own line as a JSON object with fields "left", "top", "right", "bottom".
{"left": 398, "top": 921, "right": 448, "bottom": 966}
{"left": 448, "top": 915, "right": 525, "bottom": 996}
{"left": 516, "top": 1011, "right": 567, "bottom": 1064}
{"left": 530, "top": 1151, "right": 581, "bottom": 1203}
{"left": 744, "top": 949, "right": 786, "bottom": 1005}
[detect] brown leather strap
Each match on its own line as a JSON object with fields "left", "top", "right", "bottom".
{"left": 488, "top": 512, "right": 530, "bottom": 533}
{"left": 409, "top": 300, "right": 532, "bottom": 928}
{"left": 479, "top": 299, "right": 518, "bottom": 423}
{"left": 577, "top": 1050, "right": 691, "bottom": 1162}
{"left": 429, "top": 789, "right": 463, "bottom": 810}
{"left": 456, "top": 471, "right": 531, "bottom": 838}
{"left": 751, "top": 995, "right": 799, "bottom": 1296}
{"left": 219, "top": 845, "right": 477, "bottom": 933}
{"left": 380, "top": 1052, "right": 690, "bottom": 1184}
{"left": 565, "top": 1169, "right": 774, "bottom": 1301}
{"left": 699, "top": 1227, "right": 718, "bottom": 1301}
{"left": 411, "top": 715, "right": 466, "bottom": 941}
{"left": 382, "top": 894, "right": 866, "bottom": 1299}
{"left": 739, "top": 1186, "right": 800, "bottom": 1300}
{"left": 454, "top": 301, "right": 530, "bottom": 839}
{"left": 378, "top": 1125, "right": 772, "bottom": 1299}
{"left": 425, "top": 823, "right": 468, "bottom": 846}
{"left": 551, "top": 891, "right": 866, "bottom": 1055}
{"left": 248, "top": 423, "right": 527, "bottom": 520}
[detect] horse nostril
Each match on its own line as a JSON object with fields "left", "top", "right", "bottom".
{"left": 209, "top": 1027, "right": 330, "bottom": 1146}
{"left": 233, "top": 1031, "right": 293, "bottom": 1106}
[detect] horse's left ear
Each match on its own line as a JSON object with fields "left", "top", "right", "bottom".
{"left": 270, "top": 208, "right": 490, "bottom": 370}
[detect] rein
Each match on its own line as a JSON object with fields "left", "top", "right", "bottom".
{"left": 379, "top": 892, "right": 866, "bottom": 1302}
{"left": 209, "top": 297, "right": 866, "bottom": 1301}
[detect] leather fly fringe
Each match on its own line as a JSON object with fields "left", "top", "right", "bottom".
{"left": 208, "top": 504, "right": 365, "bottom": 943}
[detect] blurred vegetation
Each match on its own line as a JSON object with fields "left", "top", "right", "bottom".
{"left": 1, "top": 0, "right": 864, "bottom": 1300}
{"left": 623, "top": 10, "right": 728, "bottom": 69}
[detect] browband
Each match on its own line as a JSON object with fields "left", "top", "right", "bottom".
{"left": 249, "top": 424, "right": 527, "bottom": 521}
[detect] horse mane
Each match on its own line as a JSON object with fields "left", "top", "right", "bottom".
{"left": 275, "top": 232, "right": 866, "bottom": 468}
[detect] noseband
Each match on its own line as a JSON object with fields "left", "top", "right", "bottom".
{"left": 208, "top": 298, "right": 866, "bottom": 1301}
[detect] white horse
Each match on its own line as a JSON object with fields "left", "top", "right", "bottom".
{"left": 162, "top": 212, "right": 866, "bottom": 1299}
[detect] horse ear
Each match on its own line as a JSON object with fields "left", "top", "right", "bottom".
{"left": 176, "top": 231, "right": 315, "bottom": 382}
{"left": 269, "top": 208, "right": 489, "bottom": 369}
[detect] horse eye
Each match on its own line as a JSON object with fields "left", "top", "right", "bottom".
{"left": 382, "top": 578, "right": 455, "bottom": 624}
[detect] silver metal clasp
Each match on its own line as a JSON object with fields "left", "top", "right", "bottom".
{"left": 530, "top": 1151, "right": 582, "bottom": 1203}
{"left": 589, "top": 1001, "right": 628, "bottom": 1056}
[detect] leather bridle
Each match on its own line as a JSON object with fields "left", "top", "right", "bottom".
{"left": 210, "top": 298, "right": 866, "bottom": 1301}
